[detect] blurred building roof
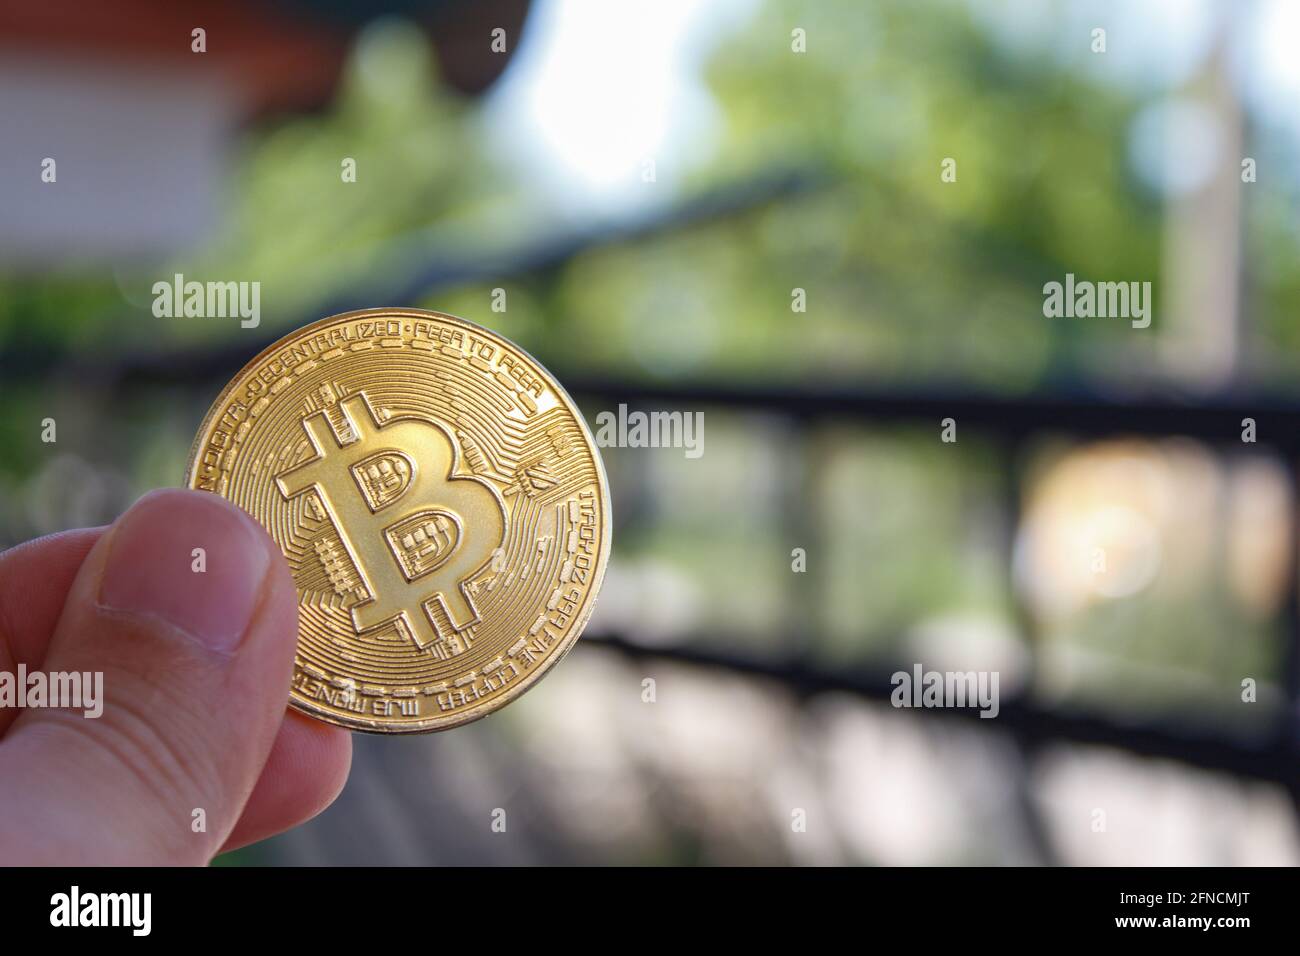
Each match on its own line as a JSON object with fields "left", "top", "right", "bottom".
{"left": 0, "top": 0, "right": 531, "bottom": 264}
{"left": 0, "top": 0, "right": 531, "bottom": 115}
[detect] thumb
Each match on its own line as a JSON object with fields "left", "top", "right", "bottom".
{"left": 0, "top": 488, "right": 300, "bottom": 865}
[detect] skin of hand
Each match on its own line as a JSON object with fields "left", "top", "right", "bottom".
{"left": 0, "top": 488, "right": 352, "bottom": 865}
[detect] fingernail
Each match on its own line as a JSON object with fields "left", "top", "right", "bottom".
{"left": 98, "top": 489, "right": 273, "bottom": 653}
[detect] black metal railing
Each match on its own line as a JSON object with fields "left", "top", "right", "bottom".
{"left": 5, "top": 171, "right": 1297, "bottom": 831}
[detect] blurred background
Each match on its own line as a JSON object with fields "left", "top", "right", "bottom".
{"left": 3, "top": 0, "right": 1300, "bottom": 864}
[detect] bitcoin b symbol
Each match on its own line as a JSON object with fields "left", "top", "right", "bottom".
{"left": 275, "top": 392, "right": 506, "bottom": 651}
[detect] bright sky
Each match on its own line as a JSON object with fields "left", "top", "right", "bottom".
{"left": 484, "top": 0, "right": 754, "bottom": 217}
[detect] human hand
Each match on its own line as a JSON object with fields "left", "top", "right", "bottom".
{"left": 0, "top": 489, "right": 351, "bottom": 864}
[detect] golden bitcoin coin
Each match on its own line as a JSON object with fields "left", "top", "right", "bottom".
{"left": 185, "top": 308, "right": 611, "bottom": 733}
